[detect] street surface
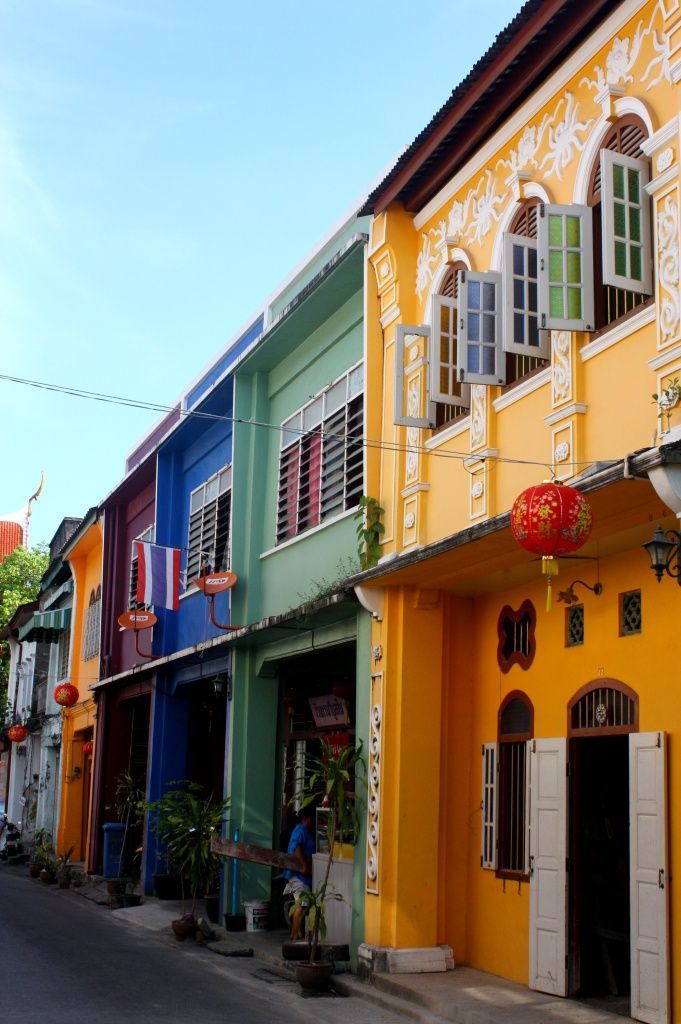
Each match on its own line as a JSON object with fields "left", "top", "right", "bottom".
{"left": 0, "top": 864, "right": 401, "bottom": 1024}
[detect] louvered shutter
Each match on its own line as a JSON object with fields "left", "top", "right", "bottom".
{"left": 601, "top": 149, "right": 652, "bottom": 294}
{"left": 503, "top": 233, "right": 550, "bottom": 358}
{"left": 430, "top": 294, "right": 471, "bottom": 407}
{"left": 394, "top": 324, "right": 432, "bottom": 427}
{"left": 538, "top": 204, "right": 595, "bottom": 331}
{"left": 459, "top": 271, "right": 506, "bottom": 385}
{"left": 481, "top": 742, "right": 498, "bottom": 869}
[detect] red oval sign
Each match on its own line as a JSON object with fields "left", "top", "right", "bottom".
{"left": 118, "top": 610, "right": 158, "bottom": 630}
{"left": 193, "top": 571, "right": 238, "bottom": 595}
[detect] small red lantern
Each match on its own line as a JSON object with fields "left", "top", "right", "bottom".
{"left": 511, "top": 481, "right": 593, "bottom": 609}
{"left": 7, "top": 724, "right": 28, "bottom": 743}
{"left": 82, "top": 741, "right": 93, "bottom": 755}
{"left": 53, "top": 683, "right": 79, "bottom": 708}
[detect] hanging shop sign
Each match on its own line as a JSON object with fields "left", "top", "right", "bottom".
{"left": 193, "top": 571, "right": 238, "bottom": 595}
{"left": 308, "top": 695, "right": 350, "bottom": 728}
{"left": 117, "top": 610, "right": 158, "bottom": 630}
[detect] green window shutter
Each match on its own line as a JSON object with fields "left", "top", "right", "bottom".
{"left": 481, "top": 742, "right": 498, "bottom": 870}
{"left": 394, "top": 324, "right": 433, "bottom": 427}
{"left": 503, "top": 233, "right": 550, "bottom": 359}
{"left": 459, "top": 271, "right": 506, "bottom": 385}
{"left": 429, "top": 293, "right": 471, "bottom": 408}
{"left": 600, "top": 149, "right": 652, "bottom": 294}
{"left": 538, "top": 204, "right": 595, "bottom": 331}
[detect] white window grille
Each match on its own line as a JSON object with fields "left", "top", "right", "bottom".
{"left": 57, "top": 628, "right": 71, "bottom": 682}
{"left": 82, "top": 586, "right": 101, "bottom": 661}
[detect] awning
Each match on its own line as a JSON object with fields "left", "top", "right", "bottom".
{"left": 18, "top": 607, "right": 71, "bottom": 644}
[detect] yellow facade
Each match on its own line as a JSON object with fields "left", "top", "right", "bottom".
{"left": 57, "top": 518, "right": 102, "bottom": 862}
{"left": 362, "top": 2, "right": 681, "bottom": 1020}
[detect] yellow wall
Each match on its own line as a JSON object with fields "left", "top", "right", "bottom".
{"left": 363, "top": 0, "right": 681, "bottom": 1012}
{"left": 57, "top": 519, "right": 102, "bottom": 860}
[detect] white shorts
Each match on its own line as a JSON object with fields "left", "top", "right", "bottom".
{"left": 283, "top": 877, "right": 311, "bottom": 898}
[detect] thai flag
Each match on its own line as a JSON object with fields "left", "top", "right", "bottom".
{"left": 136, "top": 542, "right": 180, "bottom": 611}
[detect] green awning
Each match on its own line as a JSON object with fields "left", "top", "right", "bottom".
{"left": 18, "top": 607, "right": 71, "bottom": 644}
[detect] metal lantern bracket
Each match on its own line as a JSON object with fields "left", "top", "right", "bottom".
{"left": 557, "top": 579, "right": 604, "bottom": 605}
{"left": 642, "top": 525, "right": 681, "bottom": 584}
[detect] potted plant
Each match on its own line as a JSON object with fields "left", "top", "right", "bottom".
{"left": 56, "top": 846, "right": 75, "bottom": 889}
{"left": 106, "top": 772, "right": 145, "bottom": 900}
{"left": 40, "top": 855, "right": 57, "bottom": 884}
{"left": 291, "top": 739, "right": 364, "bottom": 992}
{"left": 147, "top": 782, "right": 229, "bottom": 939}
{"left": 29, "top": 827, "right": 52, "bottom": 878}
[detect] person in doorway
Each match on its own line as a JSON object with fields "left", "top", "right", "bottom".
{"left": 283, "top": 808, "right": 315, "bottom": 941}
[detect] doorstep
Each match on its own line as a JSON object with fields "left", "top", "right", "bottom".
{"left": 332, "top": 966, "right": 636, "bottom": 1024}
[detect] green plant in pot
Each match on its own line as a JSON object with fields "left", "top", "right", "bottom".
{"left": 291, "top": 739, "right": 365, "bottom": 991}
{"left": 56, "top": 846, "right": 75, "bottom": 889}
{"left": 114, "top": 771, "right": 145, "bottom": 875}
{"left": 29, "top": 827, "right": 52, "bottom": 878}
{"left": 147, "top": 781, "right": 229, "bottom": 938}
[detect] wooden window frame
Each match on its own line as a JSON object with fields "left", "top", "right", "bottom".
{"left": 497, "top": 599, "right": 537, "bottom": 672}
{"left": 496, "top": 690, "right": 533, "bottom": 880}
{"left": 619, "top": 588, "right": 642, "bottom": 637}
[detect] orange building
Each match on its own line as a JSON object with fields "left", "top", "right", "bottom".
{"left": 57, "top": 510, "right": 102, "bottom": 863}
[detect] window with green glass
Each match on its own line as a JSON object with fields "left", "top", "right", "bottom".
{"left": 600, "top": 148, "right": 652, "bottom": 294}
{"left": 538, "top": 204, "right": 594, "bottom": 332}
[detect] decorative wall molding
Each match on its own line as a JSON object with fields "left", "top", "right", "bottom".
{"left": 657, "top": 190, "right": 681, "bottom": 346}
{"left": 470, "top": 386, "right": 487, "bottom": 450}
{"left": 580, "top": 304, "right": 656, "bottom": 361}
{"left": 492, "top": 367, "right": 551, "bottom": 413}
{"left": 649, "top": 340, "right": 681, "bottom": 369}
{"left": 640, "top": 115, "right": 678, "bottom": 156}
{"left": 551, "top": 331, "right": 573, "bottom": 406}
{"left": 425, "top": 415, "right": 470, "bottom": 450}
{"left": 545, "top": 402, "right": 588, "bottom": 426}
{"left": 366, "top": 673, "right": 383, "bottom": 895}
{"left": 645, "top": 163, "right": 680, "bottom": 196}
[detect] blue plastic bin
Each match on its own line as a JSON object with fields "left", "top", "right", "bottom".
{"left": 102, "top": 822, "right": 126, "bottom": 877}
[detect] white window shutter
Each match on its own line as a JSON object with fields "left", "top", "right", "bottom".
{"left": 459, "top": 271, "right": 506, "bottom": 385}
{"left": 394, "top": 324, "right": 432, "bottom": 427}
{"left": 429, "top": 294, "right": 471, "bottom": 408}
{"left": 601, "top": 149, "right": 652, "bottom": 294}
{"left": 481, "top": 742, "right": 498, "bottom": 869}
{"left": 538, "top": 204, "right": 595, "bottom": 332}
{"left": 503, "top": 233, "right": 550, "bottom": 359}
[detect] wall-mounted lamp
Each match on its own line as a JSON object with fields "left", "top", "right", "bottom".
{"left": 557, "top": 579, "right": 604, "bottom": 605}
{"left": 642, "top": 525, "right": 681, "bottom": 584}
{"left": 212, "top": 673, "right": 232, "bottom": 701}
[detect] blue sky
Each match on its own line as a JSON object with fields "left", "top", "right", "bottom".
{"left": 1, "top": 0, "right": 521, "bottom": 546}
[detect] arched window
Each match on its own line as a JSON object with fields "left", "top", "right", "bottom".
{"left": 588, "top": 116, "right": 652, "bottom": 332}
{"left": 83, "top": 585, "right": 102, "bottom": 662}
{"left": 481, "top": 691, "right": 534, "bottom": 876}
{"left": 432, "top": 261, "right": 471, "bottom": 430}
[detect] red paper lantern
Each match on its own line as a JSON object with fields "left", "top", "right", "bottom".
{"left": 7, "top": 724, "right": 28, "bottom": 743}
{"left": 82, "top": 741, "right": 93, "bottom": 755}
{"left": 53, "top": 683, "right": 79, "bottom": 708}
{"left": 511, "top": 482, "right": 593, "bottom": 609}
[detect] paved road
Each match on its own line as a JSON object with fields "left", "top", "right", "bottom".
{"left": 0, "top": 864, "right": 400, "bottom": 1024}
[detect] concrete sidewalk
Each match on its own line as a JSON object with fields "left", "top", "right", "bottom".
{"left": 71, "top": 879, "right": 634, "bottom": 1024}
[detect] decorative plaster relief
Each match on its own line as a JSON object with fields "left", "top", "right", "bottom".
{"left": 554, "top": 440, "right": 570, "bottom": 463}
{"left": 658, "top": 147, "right": 675, "bottom": 172}
{"left": 366, "top": 677, "right": 383, "bottom": 894}
{"left": 403, "top": 495, "right": 418, "bottom": 548}
{"left": 658, "top": 191, "right": 681, "bottom": 346}
{"left": 471, "top": 480, "right": 484, "bottom": 499}
{"left": 470, "top": 385, "right": 487, "bottom": 451}
{"left": 580, "top": 4, "right": 672, "bottom": 93}
{"left": 404, "top": 511, "right": 415, "bottom": 529}
{"left": 552, "top": 330, "right": 573, "bottom": 406}
{"left": 552, "top": 422, "right": 574, "bottom": 482}
{"left": 405, "top": 378, "right": 421, "bottom": 484}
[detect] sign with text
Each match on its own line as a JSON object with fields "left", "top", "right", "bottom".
{"left": 193, "top": 571, "right": 238, "bottom": 595}
{"left": 308, "top": 694, "right": 350, "bottom": 728}
{"left": 117, "top": 610, "right": 158, "bottom": 631}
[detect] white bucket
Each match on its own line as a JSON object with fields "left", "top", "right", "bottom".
{"left": 244, "top": 900, "right": 269, "bottom": 932}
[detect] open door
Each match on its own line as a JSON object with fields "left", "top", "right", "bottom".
{"left": 528, "top": 738, "right": 567, "bottom": 996}
{"left": 630, "top": 732, "right": 669, "bottom": 1024}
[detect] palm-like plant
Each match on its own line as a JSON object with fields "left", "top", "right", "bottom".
{"left": 292, "top": 739, "right": 365, "bottom": 964}
{"left": 148, "top": 782, "right": 230, "bottom": 918}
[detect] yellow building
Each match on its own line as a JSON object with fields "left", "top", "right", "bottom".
{"left": 57, "top": 510, "right": 102, "bottom": 864}
{"left": 356, "top": 3, "right": 681, "bottom": 1022}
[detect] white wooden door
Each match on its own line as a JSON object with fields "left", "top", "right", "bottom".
{"left": 528, "top": 738, "right": 567, "bottom": 996}
{"left": 630, "top": 732, "right": 669, "bottom": 1024}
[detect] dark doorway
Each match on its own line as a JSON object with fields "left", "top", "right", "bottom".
{"left": 569, "top": 735, "right": 630, "bottom": 1015}
{"left": 186, "top": 683, "right": 227, "bottom": 799}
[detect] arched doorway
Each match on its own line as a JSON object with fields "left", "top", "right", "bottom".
{"left": 567, "top": 679, "right": 638, "bottom": 1012}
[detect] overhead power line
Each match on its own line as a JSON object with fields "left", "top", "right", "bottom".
{"left": 0, "top": 371, "right": 618, "bottom": 472}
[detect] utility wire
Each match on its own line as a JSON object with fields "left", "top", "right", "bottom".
{"left": 0, "top": 371, "right": 619, "bottom": 471}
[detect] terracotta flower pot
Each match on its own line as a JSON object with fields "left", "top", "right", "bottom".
{"left": 295, "top": 961, "right": 333, "bottom": 992}
{"left": 28, "top": 863, "right": 42, "bottom": 879}
{"left": 39, "top": 869, "right": 56, "bottom": 884}
{"left": 171, "top": 918, "right": 197, "bottom": 941}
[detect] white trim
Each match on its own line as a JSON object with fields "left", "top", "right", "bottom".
{"left": 422, "top": 249, "right": 471, "bottom": 315}
{"left": 573, "top": 111, "right": 611, "bottom": 204}
{"left": 645, "top": 165, "right": 679, "bottom": 197}
{"left": 425, "top": 415, "right": 470, "bottom": 449}
{"left": 380, "top": 306, "right": 401, "bottom": 330}
{"left": 493, "top": 367, "right": 551, "bottom": 412}
{"left": 649, "top": 342, "right": 681, "bottom": 370}
{"left": 464, "top": 448, "right": 499, "bottom": 470}
{"left": 400, "top": 482, "right": 430, "bottom": 498}
{"left": 544, "top": 401, "right": 588, "bottom": 425}
{"left": 580, "top": 303, "right": 655, "bottom": 361}
{"left": 490, "top": 184, "right": 551, "bottom": 271}
{"left": 640, "top": 118, "right": 679, "bottom": 158}
{"left": 414, "top": 0, "right": 644, "bottom": 229}
{"left": 260, "top": 506, "right": 357, "bottom": 560}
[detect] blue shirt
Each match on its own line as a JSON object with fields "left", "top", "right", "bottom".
{"left": 283, "top": 822, "right": 314, "bottom": 884}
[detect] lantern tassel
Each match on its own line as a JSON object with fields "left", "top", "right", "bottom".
{"left": 542, "top": 556, "right": 559, "bottom": 612}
